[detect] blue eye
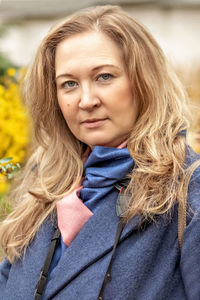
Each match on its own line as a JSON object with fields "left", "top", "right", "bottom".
{"left": 98, "top": 73, "right": 113, "bottom": 81}
{"left": 63, "top": 81, "right": 78, "bottom": 89}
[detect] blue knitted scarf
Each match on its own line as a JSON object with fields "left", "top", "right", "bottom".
{"left": 80, "top": 146, "right": 134, "bottom": 212}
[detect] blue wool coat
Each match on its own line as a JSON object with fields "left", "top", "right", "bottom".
{"left": 1, "top": 150, "right": 200, "bottom": 300}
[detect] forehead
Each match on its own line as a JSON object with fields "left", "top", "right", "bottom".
{"left": 55, "top": 31, "right": 124, "bottom": 73}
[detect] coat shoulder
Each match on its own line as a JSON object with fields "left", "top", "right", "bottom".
{"left": 185, "top": 146, "right": 200, "bottom": 212}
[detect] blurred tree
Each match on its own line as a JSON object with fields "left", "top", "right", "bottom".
{"left": 0, "top": 23, "right": 19, "bottom": 79}
{"left": 0, "top": 52, "right": 18, "bottom": 78}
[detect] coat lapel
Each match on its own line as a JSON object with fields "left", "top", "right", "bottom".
{"left": 44, "top": 192, "right": 140, "bottom": 299}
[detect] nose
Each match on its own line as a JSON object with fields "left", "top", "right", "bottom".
{"left": 78, "top": 85, "right": 101, "bottom": 110}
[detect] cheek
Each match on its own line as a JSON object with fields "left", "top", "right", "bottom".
{"left": 58, "top": 96, "right": 72, "bottom": 118}
{"left": 57, "top": 93, "right": 80, "bottom": 134}
{"left": 115, "top": 97, "right": 138, "bottom": 127}
{"left": 112, "top": 93, "right": 134, "bottom": 115}
{"left": 62, "top": 108, "right": 73, "bottom": 124}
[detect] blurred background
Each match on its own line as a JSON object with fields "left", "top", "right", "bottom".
{"left": 0, "top": 0, "right": 200, "bottom": 217}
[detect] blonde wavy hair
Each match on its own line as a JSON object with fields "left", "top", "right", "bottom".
{"left": 0, "top": 5, "right": 199, "bottom": 263}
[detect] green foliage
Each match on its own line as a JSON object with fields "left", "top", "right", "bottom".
{"left": 0, "top": 193, "right": 11, "bottom": 260}
{"left": 0, "top": 157, "right": 19, "bottom": 221}
{"left": 0, "top": 52, "right": 18, "bottom": 79}
{"left": 0, "top": 157, "right": 20, "bottom": 180}
{"left": 0, "top": 193, "right": 11, "bottom": 221}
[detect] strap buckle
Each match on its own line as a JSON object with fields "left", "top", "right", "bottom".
{"left": 34, "top": 271, "right": 48, "bottom": 299}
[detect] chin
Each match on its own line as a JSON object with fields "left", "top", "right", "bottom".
{"left": 81, "top": 134, "right": 125, "bottom": 149}
{"left": 86, "top": 140, "right": 119, "bottom": 149}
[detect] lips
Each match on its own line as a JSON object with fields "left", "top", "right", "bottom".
{"left": 83, "top": 118, "right": 106, "bottom": 123}
{"left": 81, "top": 118, "right": 107, "bottom": 128}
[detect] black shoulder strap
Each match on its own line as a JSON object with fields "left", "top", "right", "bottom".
{"left": 34, "top": 228, "right": 60, "bottom": 300}
{"left": 97, "top": 218, "right": 124, "bottom": 300}
{"left": 97, "top": 181, "right": 129, "bottom": 300}
{"left": 34, "top": 179, "right": 129, "bottom": 300}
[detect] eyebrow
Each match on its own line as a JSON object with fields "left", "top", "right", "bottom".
{"left": 55, "top": 64, "right": 121, "bottom": 80}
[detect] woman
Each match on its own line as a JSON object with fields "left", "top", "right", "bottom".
{"left": 0, "top": 5, "right": 200, "bottom": 300}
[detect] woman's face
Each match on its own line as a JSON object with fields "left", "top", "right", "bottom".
{"left": 55, "top": 31, "right": 138, "bottom": 148}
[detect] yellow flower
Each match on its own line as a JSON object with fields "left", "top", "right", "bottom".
{"left": 7, "top": 68, "right": 16, "bottom": 77}
{"left": 0, "top": 85, "right": 5, "bottom": 96}
{"left": 0, "top": 175, "right": 9, "bottom": 194}
{"left": 0, "top": 68, "right": 31, "bottom": 196}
